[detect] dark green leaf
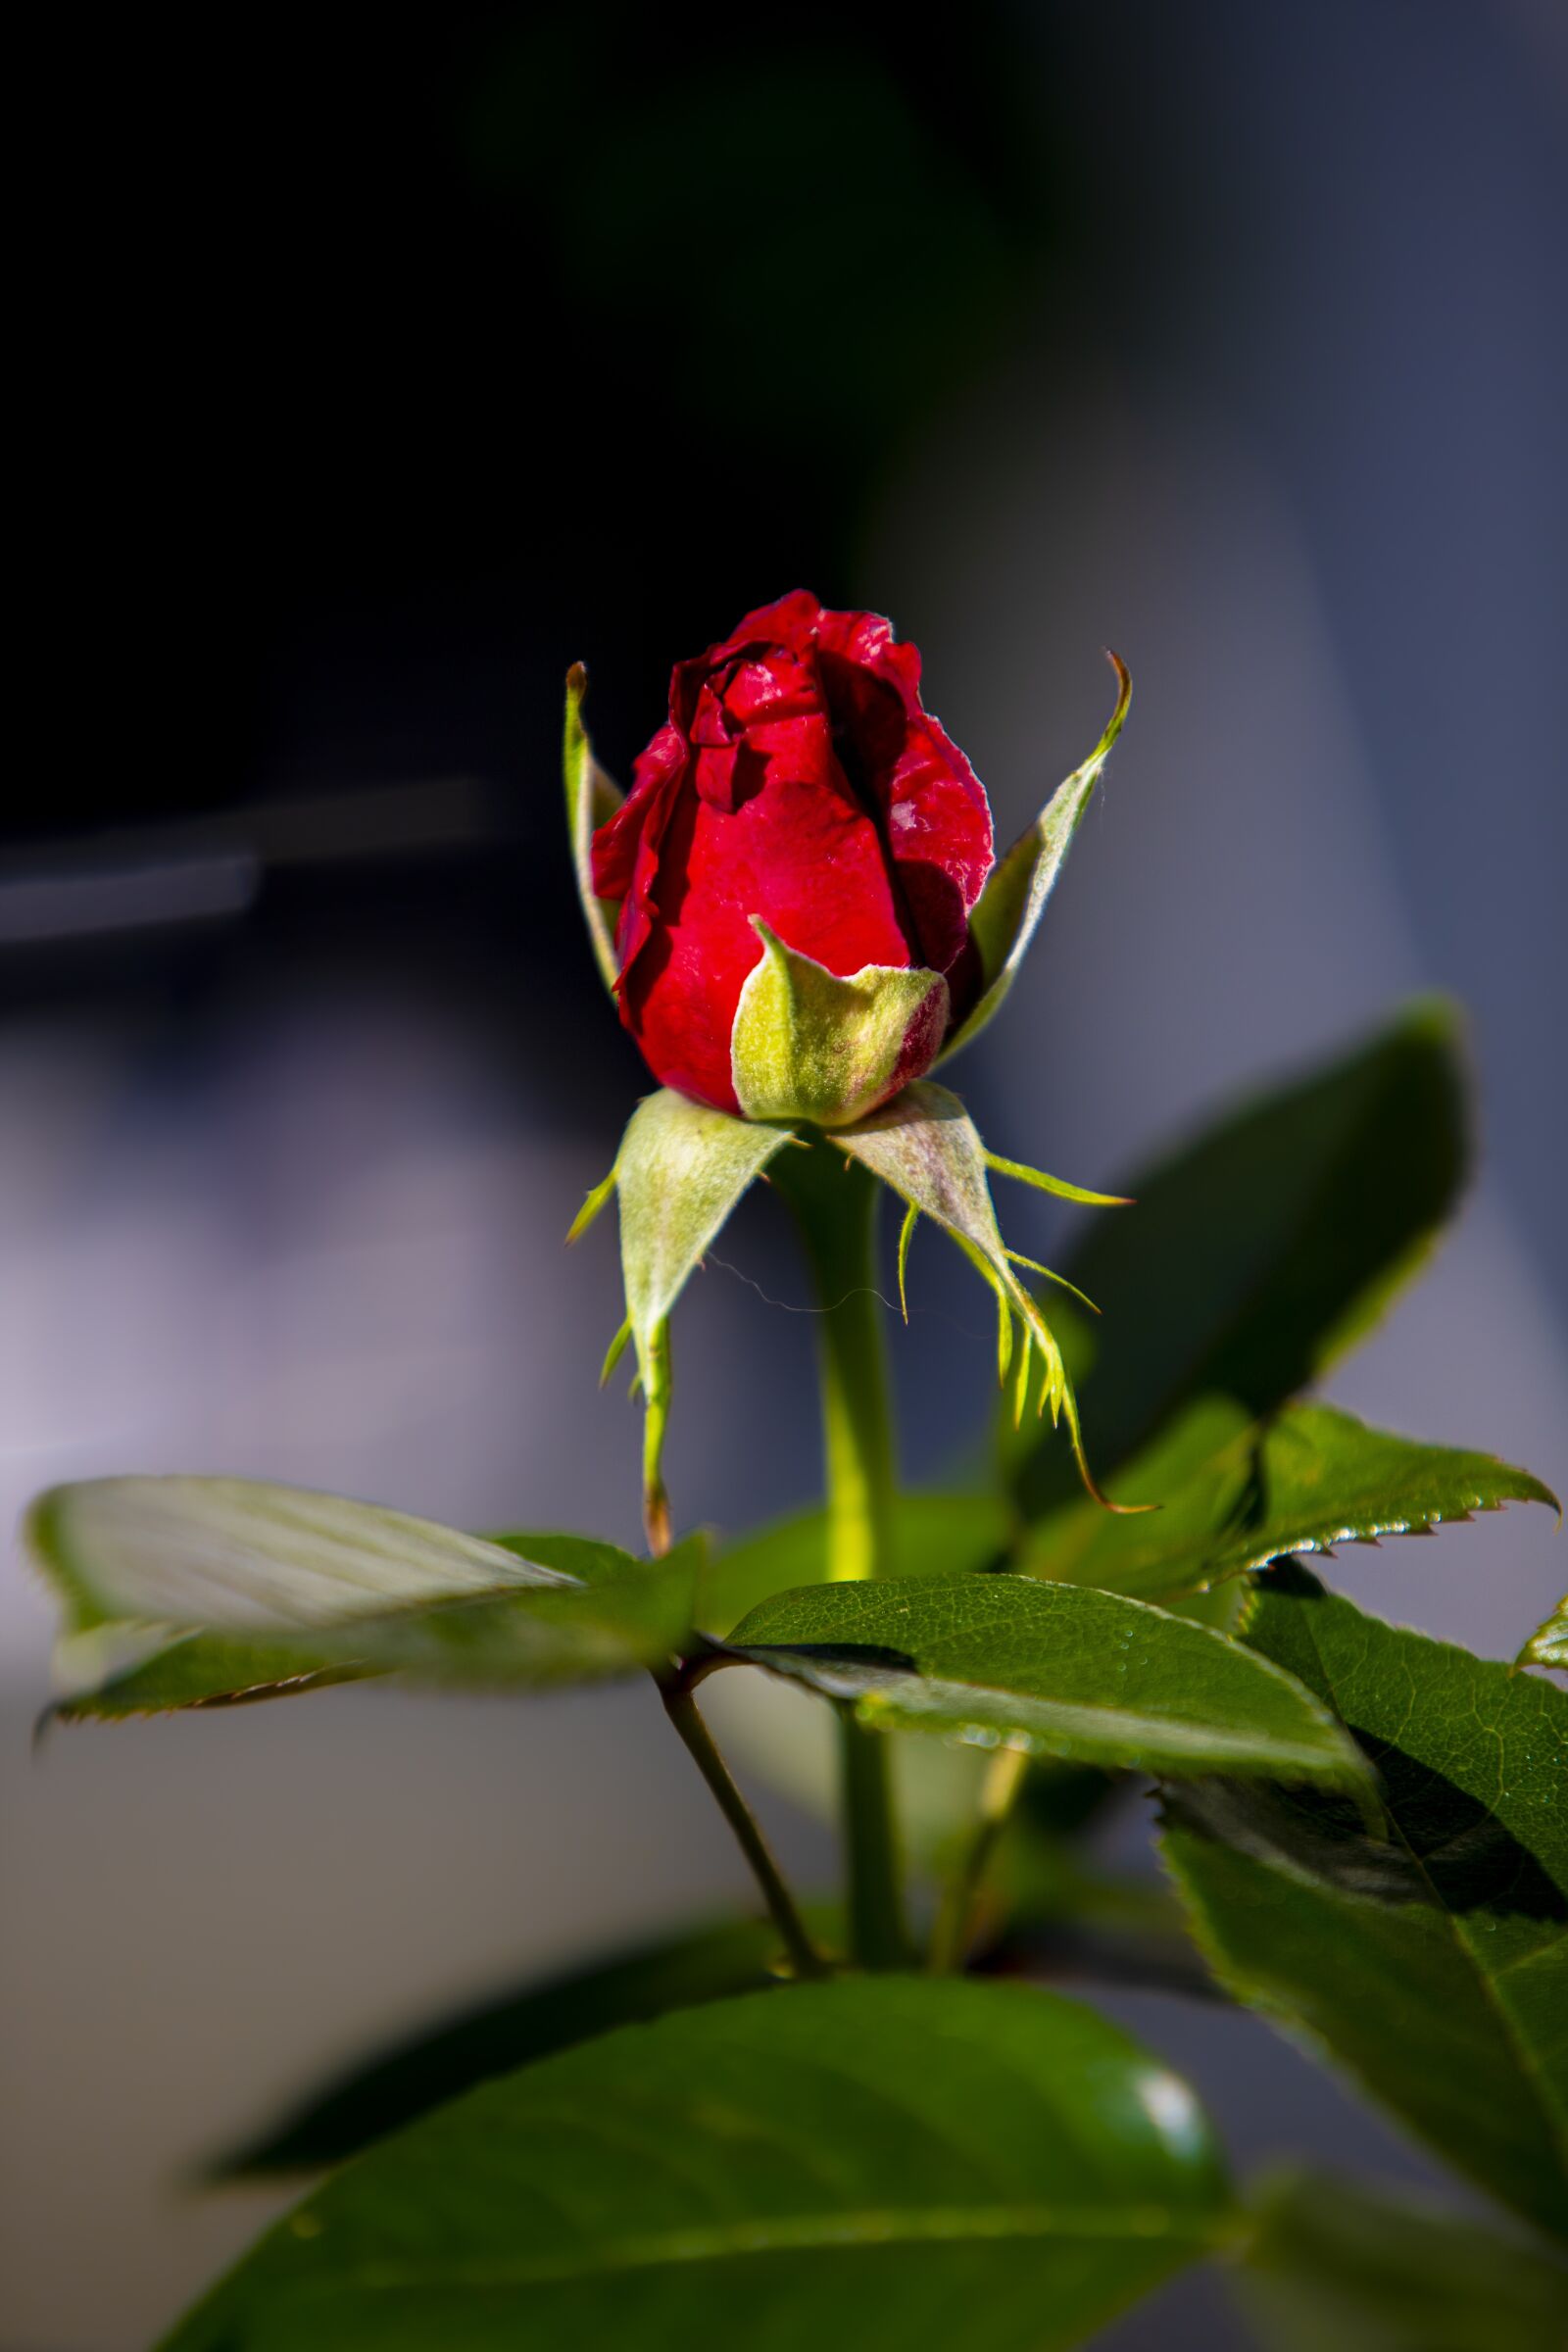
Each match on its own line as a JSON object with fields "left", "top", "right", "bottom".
{"left": 724, "top": 1575, "right": 1372, "bottom": 1786}
{"left": 1238, "top": 2166, "right": 1568, "bottom": 2352}
{"left": 701, "top": 1489, "right": 1009, "bottom": 1636}
{"left": 1014, "top": 1000, "right": 1468, "bottom": 1518}
{"left": 1163, "top": 1570, "right": 1568, "bottom": 2241}
{"left": 26, "top": 1479, "right": 697, "bottom": 1715}
{"left": 213, "top": 1915, "right": 808, "bottom": 2179}
{"left": 1024, "top": 1401, "right": 1558, "bottom": 1605}
{"left": 163, "top": 1978, "right": 1232, "bottom": 2352}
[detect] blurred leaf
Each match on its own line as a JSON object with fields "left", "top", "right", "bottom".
{"left": 1238, "top": 2167, "right": 1568, "bottom": 2352}
{"left": 214, "top": 1914, "right": 813, "bottom": 2179}
{"left": 1519, "top": 1596, "right": 1568, "bottom": 1672}
{"left": 1163, "top": 1569, "right": 1568, "bottom": 2242}
{"left": 28, "top": 1478, "right": 698, "bottom": 1715}
{"left": 724, "top": 1575, "right": 1372, "bottom": 1787}
{"left": 701, "top": 1489, "right": 1010, "bottom": 1637}
{"left": 942, "top": 654, "right": 1130, "bottom": 1062}
{"left": 1025, "top": 1400, "right": 1558, "bottom": 1604}
{"left": 164, "top": 1978, "right": 1231, "bottom": 2352}
{"left": 1014, "top": 1000, "right": 1469, "bottom": 1520}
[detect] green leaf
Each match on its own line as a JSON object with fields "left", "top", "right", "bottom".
{"left": 1025, "top": 1400, "right": 1560, "bottom": 1605}
{"left": 162, "top": 1977, "right": 1232, "bottom": 2352}
{"left": 563, "top": 662, "right": 624, "bottom": 993}
{"left": 699, "top": 1494, "right": 1016, "bottom": 1872}
{"left": 701, "top": 1489, "right": 1010, "bottom": 1637}
{"left": 213, "top": 1915, "right": 809, "bottom": 2179}
{"left": 833, "top": 1082, "right": 1125, "bottom": 1508}
{"left": 723, "top": 1575, "right": 1372, "bottom": 1787}
{"left": 1014, "top": 999, "right": 1469, "bottom": 1520}
{"left": 1238, "top": 2167, "right": 1568, "bottom": 2352}
{"left": 729, "top": 919, "right": 950, "bottom": 1127}
{"left": 1162, "top": 1570, "right": 1568, "bottom": 2242}
{"left": 941, "top": 652, "right": 1130, "bottom": 1064}
{"left": 611, "top": 1086, "right": 795, "bottom": 1545}
{"left": 1520, "top": 1596, "right": 1568, "bottom": 1673}
{"left": 26, "top": 1479, "right": 698, "bottom": 1715}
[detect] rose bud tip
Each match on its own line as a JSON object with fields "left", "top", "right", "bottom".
{"left": 587, "top": 592, "right": 993, "bottom": 1120}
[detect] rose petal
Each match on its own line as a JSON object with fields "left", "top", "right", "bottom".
{"left": 621, "top": 720, "right": 915, "bottom": 1113}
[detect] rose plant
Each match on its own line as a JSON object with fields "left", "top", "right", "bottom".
{"left": 20, "top": 599, "right": 1567, "bottom": 2349}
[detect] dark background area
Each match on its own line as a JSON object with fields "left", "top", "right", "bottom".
{"left": 5, "top": 6, "right": 1565, "bottom": 2345}
{"left": 15, "top": 0, "right": 1565, "bottom": 1266}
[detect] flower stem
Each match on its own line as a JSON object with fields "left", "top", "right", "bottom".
{"left": 658, "top": 1675, "right": 829, "bottom": 1981}
{"left": 771, "top": 1140, "right": 910, "bottom": 1971}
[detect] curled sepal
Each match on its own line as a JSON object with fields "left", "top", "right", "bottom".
{"left": 940, "top": 651, "right": 1131, "bottom": 1066}
{"left": 730, "top": 919, "right": 949, "bottom": 1127}
{"left": 612, "top": 1089, "right": 796, "bottom": 1546}
{"left": 563, "top": 663, "right": 625, "bottom": 994}
{"left": 1518, "top": 1595, "right": 1567, "bottom": 1673}
{"left": 831, "top": 1081, "right": 1149, "bottom": 1513}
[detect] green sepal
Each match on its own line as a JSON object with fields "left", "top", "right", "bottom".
{"left": 831, "top": 1080, "right": 1146, "bottom": 1512}
{"left": 729, "top": 918, "right": 949, "bottom": 1127}
{"left": 986, "top": 1149, "right": 1132, "bottom": 1208}
{"left": 563, "top": 663, "right": 624, "bottom": 994}
{"left": 610, "top": 1088, "right": 795, "bottom": 1544}
{"left": 941, "top": 651, "right": 1130, "bottom": 1064}
{"left": 1520, "top": 1595, "right": 1568, "bottom": 1672}
{"left": 566, "top": 1163, "right": 617, "bottom": 1245}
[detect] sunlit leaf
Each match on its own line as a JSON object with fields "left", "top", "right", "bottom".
{"left": 26, "top": 1479, "right": 697, "bottom": 1715}
{"left": 724, "top": 1575, "right": 1372, "bottom": 1787}
{"left": 1023, "top": 1400, "right": 1558, "bottom": 1605}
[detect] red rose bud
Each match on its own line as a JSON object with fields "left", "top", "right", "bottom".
{"left": 590, "top": 592, "right": 994, "bottom": 1124}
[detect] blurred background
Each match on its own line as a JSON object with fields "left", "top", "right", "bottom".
{"left": 4, "top": 3, "right": 1565, "bottom": 2343}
